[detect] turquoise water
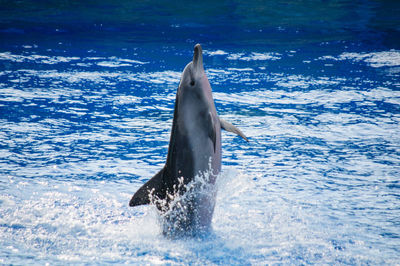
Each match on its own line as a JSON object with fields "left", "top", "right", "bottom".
{"left": 1, "top": 1, "right": 400, "bottom": 264}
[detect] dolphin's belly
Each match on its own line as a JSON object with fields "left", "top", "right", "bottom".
{"left": 163, "top": 140, "right": 221, "bottom": 236}
{"left": 186, "top": 116, "right": 221, "bottom": 180}
{"left": 161, "top": 118, "right": 221, "bottom": 235}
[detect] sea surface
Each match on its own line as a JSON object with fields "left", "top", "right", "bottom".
{"left": 1, "top": 1, "right": 399, "bottom": 264}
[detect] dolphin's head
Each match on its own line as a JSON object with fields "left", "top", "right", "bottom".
{"left": 178, "top": 44, "right": 213, "bottom": 102}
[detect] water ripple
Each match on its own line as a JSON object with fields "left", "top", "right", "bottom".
{"left": 1, "top": 44, "right": 399, "bottom": 264}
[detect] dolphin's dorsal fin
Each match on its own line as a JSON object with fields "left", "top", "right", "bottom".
{"left": 219, "top": 118, "right": 248, "bottom": 142}
{"left": 129, "top": 168, "right": 166, "bottom": 207}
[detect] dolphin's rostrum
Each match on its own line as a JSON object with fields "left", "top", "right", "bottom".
{"left": 129, "top": 44, "right": 247, "bottom": 236}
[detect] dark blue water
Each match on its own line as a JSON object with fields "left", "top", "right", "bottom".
{"left": 1, "top": 1, "right": 399, "bottom": 264}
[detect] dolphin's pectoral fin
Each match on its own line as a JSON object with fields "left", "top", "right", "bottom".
{"left": 219, "top": 118, "right": 249, "bottom": 142}
{"left": 207, "top": 112, "right": 217, "bottom": 152}
{"left": 129, "top": 167, "right": 166, "bottom": 207}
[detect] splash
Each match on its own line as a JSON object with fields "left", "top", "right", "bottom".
{"left": 148, "top": 167, "right": 218, "bottom": 238}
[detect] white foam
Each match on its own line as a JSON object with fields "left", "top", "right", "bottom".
{"left": 97, "top": 61, "right": 132, "bottom": 67}
{"left": 227, "top": 67, "right": 255, "bottom": 72}
{"left": 0, "top": 52, "right": 80, "bottom": 64}
{"left": 16, "top": 69, "right": 181, "bottom": 84}
{"left": 134, "top": 71, "right": 181, "bottom": 84}
{"left": 239, "top": 52, "right": 281, "bottom": 61}
{"left": 363, "top": 50, "right": 400, "bottom": 67}
{"left": 96, "top": 57, "right": 149, "bottom": 67}
{"left": 116, "top": 58, "right": 148, "bottom": 64}
{"left": 274, "top": 74, "right": 342, "bottom": 89}
{"left": 319, "top": 50, "right": 400, "bottom": 68}
{"left": 0, "top": 52, "right": 148, "bottom": 66}
{"left": 226, "top": 53, "right": 245, "bottom": 60}
{"left": 204, "top": 50, "right": 228, "bottom": 56}
{"left": 227, "top": 52, "right": 281, "bottom": 61}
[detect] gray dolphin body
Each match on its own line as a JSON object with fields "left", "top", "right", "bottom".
{"left": 129, "top": 44, "right": 247, "bottom": 236}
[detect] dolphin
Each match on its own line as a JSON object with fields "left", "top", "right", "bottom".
{"left": 129, "top": 44, "right": 247, "bottom": 236}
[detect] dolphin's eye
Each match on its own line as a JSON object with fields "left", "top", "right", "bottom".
{"left": 190, "top": 80, "right": 195, "bottom": 86}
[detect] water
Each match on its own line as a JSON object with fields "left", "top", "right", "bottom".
{"left": 1, "top": 1, "right": 400, "bottom": 264}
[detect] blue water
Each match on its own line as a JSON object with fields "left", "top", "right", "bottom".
{"left": 1, "top": 1, "right": 400, "bottom": 264}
